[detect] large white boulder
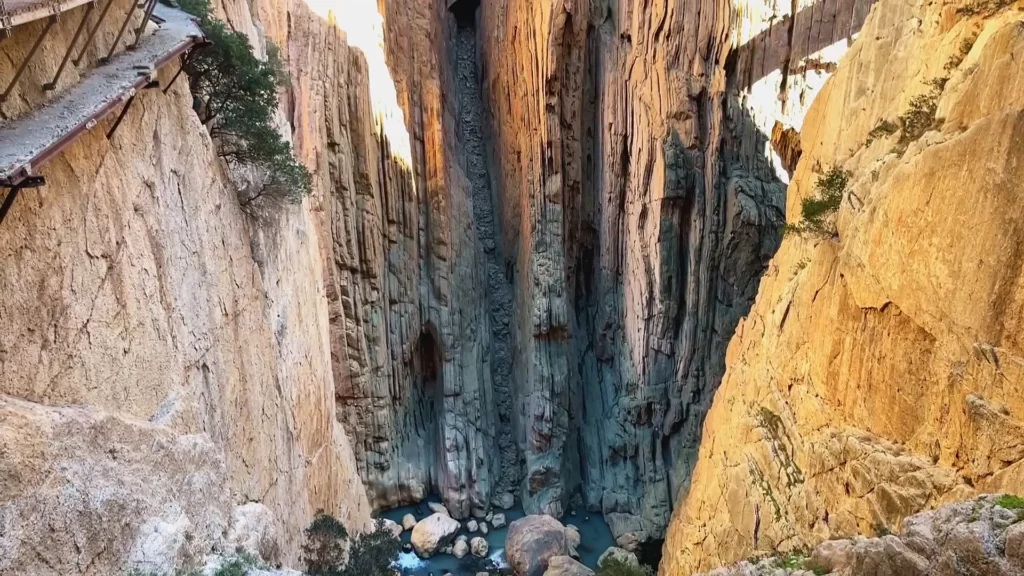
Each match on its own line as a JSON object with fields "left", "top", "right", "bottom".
{"left": 410, "top": 513, "right": 460, "bottom": 557}
{"left": 402, "top": 513, "right": 418, "bottom": 530}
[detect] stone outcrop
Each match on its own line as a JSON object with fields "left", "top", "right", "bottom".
{"left": 690, "top": 496, "right": 1024, "bottom": 576}
{"left": 663, "top": 0, "right": 1024, "bottom": 572}
{"left": 0, "top": 0, "right": 436, "bottom": 571}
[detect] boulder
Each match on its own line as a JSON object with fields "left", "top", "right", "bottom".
{"left": 480, "top": 522, "right": 489, "bottom": 535}
{"left": 410, "top": 513, "right": 460, "bottom": 557}
{"left": 471, "top": 536, "right": 490, "bottom": 558}
{"left": 453, "top": 536, "right": 470, "bottom": 559}
{"left": 429, "top": 502, "right": 451, "bottom": 516}
{"left": 493, "top": 492, "right": 515, "bottom": 510}
{"left": 402, "top": 514, "right": 418, "bottom": 531}
{"left": 809, "top": 539, "right": 855, "bottom": 573}
{"left": 226, "top": 503, "right": 280, "bottom": 563}
{"left": 598, "top": 547, "right": 639, "bottom": 568}
{"left": 380, "top": 518, "right": 403, "bottom": 538}
{"left": 1007, "top": 522, "right": 1024, "bottom": 568}
{"left": 491, "top": 513, "right": 507, "bottom": 529}
{"left": 564, "top": 524, "right": 581, "bottom": 557}
{"left": 486, "top": 511, "right": 494, "bottom": 523}
{"left": 544, "top": 556, "right": 595, "bottom": 576}
{"left": 506, "top": 515, "right": 571, "bottom": 576}
{"left": 472, "top": 507, "right": 488, "bottom": 519}
{"left": 468, "top": 519, "right": 479, "bottom": 533}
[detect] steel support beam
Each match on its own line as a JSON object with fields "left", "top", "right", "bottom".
{"left": 127, "top": 0, "right": 156, "bottom": 50}
{"left": 74, "top": 0, "right": 115, "bottom": 66}
{"left": 0, "top": 176, "right": 45, "bottom": 227}
{"left": 44, "top": 3, "right": 94, "bottom": 90}
{"left": 101, "top": 0, "right": 137, "bottom": 63}
{"left": 105, "top": 91, "right": 136, "bottom": 139}
{"left": 162, "top": 53, "right": 186, "bottom": 93}
{"left": 0, "top": 15, "right": 58, "bottom": 102}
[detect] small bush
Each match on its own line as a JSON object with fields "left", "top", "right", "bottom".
{"left": 179, "top": 0, "right": 311, "bottom": 203}
{"left": 957, "top": 0, "right": 1013, "bottom": 17}
{"left": 342, "top": 519, "right": 402, "bottom": 576}
{"left": 996, "top": 494, "right": 1024, "bottom": 510}
{"left": 302, "top": 513, "right": 400, "bottom": 576}
{"left": 944, "top": 36, "right": 976, "bottom": 71}
{"left": 865, "top": 119, "right": 898, "bottom": 146}
{"left": 596, "top": 557, "right": 656, "bottom": 576}
{"left": 784, "top": 165, "right": 850, "bottom": 239}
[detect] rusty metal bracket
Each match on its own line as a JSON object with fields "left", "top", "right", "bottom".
{"left": 73, "top": 0, "right": 115, "bottom": 66}
{"left": 0, "top": 176, "right": 46, "bottom": 227}
{"left": 127, "top": 0, "right": 156, "bottom": 49}
{"left": 162, "top": 52, "right": 186, "bottom": 93}
{"left": 105, "top": 90, "right": 137, "bottom": 139}
{"left": 0, "top": 15, "right": 58, "bottom": 102}
{"left": 101, "top": 0, "right": 137, "bottom": 63}
{"left": 44, "top": 3, "right": 94, "bottom": 90}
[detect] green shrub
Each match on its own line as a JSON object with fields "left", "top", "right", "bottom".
{"left": 944, "top": 36, "right": 976, "bottom": 71}
{"left": 783, "top": 165, "right": 850, "bottom": 239}
{"left": 865, "top": 119, "right": 898, "bottom": 146}
{"left": 302, "top": 513, "right": 400, "bottom": 576}
{"left": 178, "top": 0, "right": 311, "bottom": 203}
{"left": 596, "top": 557, "right": 655, "bottom": 576}
{"left": 996, "top": 494, "right": 1024, "bottom": 510}
{"left": 341, "top": 520, "right": 402, "bottom": 576}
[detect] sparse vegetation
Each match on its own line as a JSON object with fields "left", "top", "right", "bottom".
{"left": 865, "top": 119, "right": 898, "bottom": 146}
{"left": 178, "top": 0, "right": 311, "bottom": 204}
{"left": 596, "top": 557, "right": 656, "bottom": 576}
{"left": 944, "top": 36, "right": 977, "bottom": 71}
{"left": 957, "top": 0, "right": 1013, "bottom": 17}
{"left": 302, "top": 513, "right": 400, "bottom": 576}
{"left": 995, "top": 494, "right": 1024, "bottom": 510}
{"left": 783, "top": 165, "right": 851, "bottom": 239}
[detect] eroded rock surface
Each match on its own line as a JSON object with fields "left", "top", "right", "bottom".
{"left": 663, "top": 0, "right": 1024, "bottom": 572}
{"left": 691, "top": 496, "right": 1024, "bottom": 576}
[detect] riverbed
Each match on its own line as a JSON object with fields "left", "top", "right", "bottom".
{"left": 380, "top": 499, "right": 615, "bottom": 575}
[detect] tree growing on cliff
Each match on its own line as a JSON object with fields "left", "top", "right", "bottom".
{"left": 783, "top": 165, "right": 851, "bottom": 240}
{"left": 177, "top": 0, "right": 311, "bottom": 203}
{"left": 302, "top": 513, "right": 400, "bottom": 576}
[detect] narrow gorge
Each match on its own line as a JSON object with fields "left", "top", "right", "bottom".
{"left": 0, "top": 0, "right": 1021, "bottom": 572}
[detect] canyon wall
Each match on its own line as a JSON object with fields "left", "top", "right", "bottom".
{"left": 362, "top": 0, "right": 864, "bottom": 549}
{"left": 0, "top": 0, "right": 415, "bottom": 571}
{"left": 663, "top": 0, "right": 1024, "bottom": 572}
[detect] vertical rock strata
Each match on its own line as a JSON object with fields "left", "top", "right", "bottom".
{"left": 663, "top": 0, "right": 1024, "bottom": 573}
{"left": 370, "top": 0, "right": 827, "bottom": 546}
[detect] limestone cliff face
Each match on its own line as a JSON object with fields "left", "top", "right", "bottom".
{"left": 0, "top": 1, "right": 401, "bottom": 572}
{"left": 663, "top": 0, "right": 1024, "bottom": 572}
{"left": 360, "top": 0, "right": 808, "bottom": 547}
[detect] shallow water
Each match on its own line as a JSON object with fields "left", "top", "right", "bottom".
{"left": 380, "top": 498, "right": 615, "bottom": 575}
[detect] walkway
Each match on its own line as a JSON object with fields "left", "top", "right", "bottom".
{"left": 0, "top": 0, "right": 94, "bottom": 31}
{"left": 0, "top": 4, "right": 201, "bottom": 188}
